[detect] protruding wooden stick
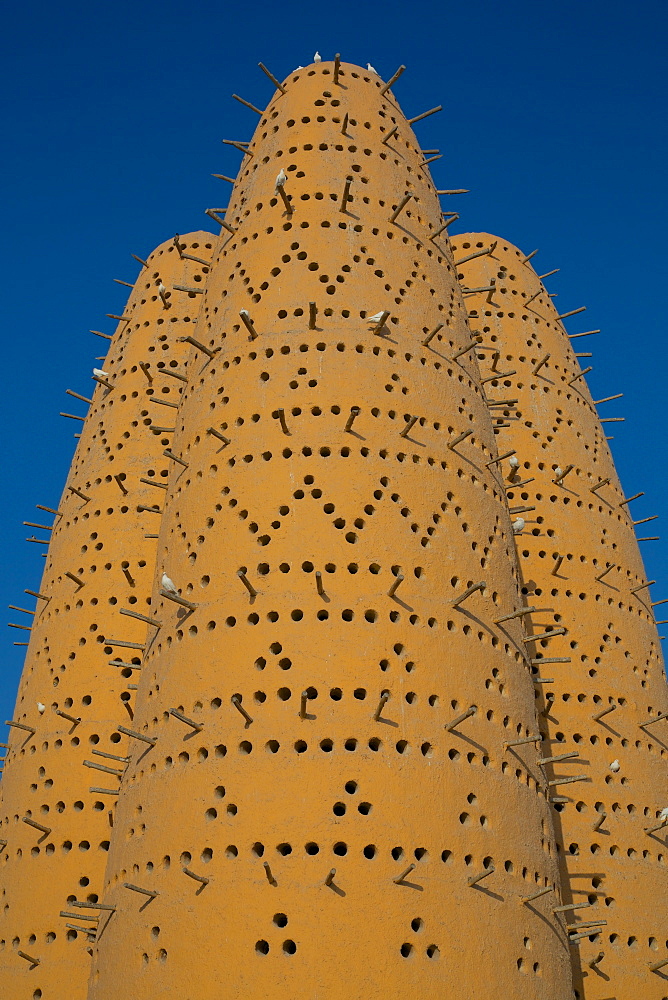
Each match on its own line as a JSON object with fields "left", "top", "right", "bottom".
{"left": 117, "top": 725, "right": 157, "bottom": 745}
{"left": 83, "top": 759, "right": 123, "bottom": 777}
{"left": 178, "top": 334, "right": 217, "bottom": 358}
{"left": 454, "top": 243, "right": 497, "bottom": 265}
{"left": 222, "top": 139, "right": 253, "bottom": 157}
{"left": 183, "top": 866, "right": 210, "bottom": 886}
{"left": 263, "top": 861, "right": 277, "bottom": 886}
{"left": 389, "top": 193, "right": 412, "bottom": 223}
{"left": 521, "top": 885, "right": 553, "bottom": 904}
{"left": 445, "top": 705, "right": 476, "bottom": 731}
{"left": 381, "top": 125, "right": 398, "bottom": 145}
{"left": 340, "top": 176, "right": 353, "bottom": 213}
{"left": 538, "top": 268, "right": 559, "bottom": 279}
{"left": 393, "top": 863, "right": 416, "bottom": 885}
{"left": 173, "top": 283, "right": 204, "bottom": 295}
{"left": 231, "top": 695, "right": 253, "bottom": 726}
{"left": 341, "top": 112, "right": 349, "bottom": 135}
{"left": 408, "top": 106, "right": 442, "bottom": 124}
{"left": 505, "top": 734, "right": 543, "bottom": 749}
{"left": 108, "top": 660, "right": 142, "bottom": 671}
{"left": 556, "top": 306, "right": 586, "bottom": 321}
{"left": 140, "top": 477, "right": 168, "bottom": 489}
{"left": 169, "top": 708, "right": 204, "bottom": 732}
{"left": 22, "top": 816, "right": 51, "bottom": 835}
{"left": 120, "top": 608, "right": 162, "bottom": 628}
{"left": 163, "top": 449, "right": 188, "bottom": 468}
{"left": 421, "top": 323, "right": 443, "bottom": 346}
{"left": 123, "top": 882, "right": 159, "bottom": 899}
{"left": 55, "top": 709, "right": 81, "bottom": 726}
{"left": 619, "top": 492, "right": 644, "bottom": 507}
{"left": 344, "top": 406, "right": 361, "bottom": 432}
{"left": 447, "top": 428, "right": 473, "bottom": 450}
{"left": 91, "top": 328, "right": 112, "bottom": 340}
{"left": 595, "top": 564, "right": 616, "bottom": 583}
{"left": 468, "top": 866, "right": 495, "bottom": 887}
{"left": 72, "top": 900, "right": 117, "bottom": 911}
{"left": 232, "top": 94, "right": 263, "bottom": 115}
{"left": 113, "top": 474, "right": 128, "bottom": 495}
{"left": 639, "top": 711, "right": 668, "bottom": 728}
{"left": 66, "top": 389, "right": 93, "bottom": 404}
{"left": 645, "top": 818, "right": 668, "bottom": 834}
{"left": 17, "top": 951, "right": 40, "bottom": 965}
{"left": 522, "top": 627, "right": 567, "bottom": 643}
{"left": 206, "top": 427, "right": 231, "bottom": 447}
{"left": 568, "top": 365, "right": 594, "bottom": 387}
{"left": 547, "top": 774, "right": 589, "bottom": 787}
{"left": 452, "top": 581, "right": 485, "bottom": 606}
{"left": 452, "top": 339, "right": 479, "bottom": 360}
{"left": 373, "top": 692, "right": 391, "bottom": 722}
{"left": 553, "top": 465, "right": 574, "bottom": 484}
{"left": 494, "top": 606, "right": 539, "bottom": 624}
{"left": 5, "top": 720, "right": 36, "bottom": 734}
{"left": 333, "top": 54, "right": 341, "bottom": 85}
{"left": 237, "top": 569, "right": 257, "bottom": 598}
{"left": 428, "top": 215, "right": 459, "bottom": 240}
{"left": 315, "top": 571, "right": 326, "bottom": 597}
{"left": 537, "top": 751, "right": 580, "bottom": 765}
{"left": 437, "top": 189, "right": 469, "bottom": 195}
{"left": 649, "top": 958, "right": 668, "bottom": 973}
{"left": 592, "top": 812, "right": 607, "bottom": 832}
{"left": 68, "top": 485, "right": 91, "bottom": 502}
{"left": 567, "top": 920, "right": 607, "bottom": 933}
{"left": 399, "top": 416, "right": 418, "bottom": 439}
{"left": 258, "top": 62, "right": 286, "bottom": 94}
{"left": 275, "top": 407, "right": 290, "bottom": 435}
{"left": 388, "top": 574, "right": 404, "bottom": 598}
{"left": 65, "top": 571, "right": 85, "bottom": 588}
{"left": 106, "top": 638, "right": 145, "bottom": 650}
{"left": 592, "top": 704, "right": 617, "bottom": 721}
{"left": 239, "top": 309, "right": 258, "bottom": 340}
{"left": 277, "top": 185, "right": 293, "bottom": 215}
{"left": 325, "top": 867, "right": 337, "bottom": 887}
{"left": 160, "top": 588, "right": 197, "bottom": 610}
{"left": 106, "top": 313, "right": 129, "bottom": 323}
{"left": 308, "top": 301, "right": 317, "bottom": 329}
{"left": 380, "top": 65, "right": 406, "bottom": 94}
{"left": 532, "top": 353, "right": 550, "bottom": 375}
{"left": 486, "top": 449, "right": 516, "bottom": 468}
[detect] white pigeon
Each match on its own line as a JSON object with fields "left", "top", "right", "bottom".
{"left": 314, "top": 52, "right": 321, "bottom": 63}
{"left": 512, "top": 518, "right": 525, "bottom": 534}
{"left": 367, "top": 63, "right": 378, "bottom": 74}
{"left": 37, "top": 702, "right": 45, "bottom": 714}
{"left": 367, "top": 311, "right": 385, "bottom": 323}
{"left": 659, "top": 807, "right": 668, "bottom": 821}
{"left": 158, "top": 282, "right": 167, "bottom": 296}
{"left": 93, "top": 368, "right": 109, "bottom": 378}
{"left": 275, "top": 169, "right": 287, "bottom": 192}
{"left": 239, "top": 308, "right": 249, "bottom": 318}
{"left": 293, "top": 66, "right": 303, "bottom": 71}
{"left": 609, "top": 759, "right": 620, "bottom": 772}
{"left": 161, "top": 573, "right": 179, "bottom": 596}
{"left": 554, "top": 467, "right": 563, "bottom": 479}
{"left": 509, "top": 455, "right": 520, "bottom": 470}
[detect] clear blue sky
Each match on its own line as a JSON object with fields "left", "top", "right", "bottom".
{"left": 1, "top": 0, "right": 666, "bottom": 722}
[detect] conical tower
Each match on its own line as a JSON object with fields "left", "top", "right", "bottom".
{"left": 453, "top": 233, "right": 668, "bottom": 996}
{"left": 86, "top": 63, "right": 572, "bottom": 999}
{"left": 0, "top": 232, "right": 214, "bottom": 1000}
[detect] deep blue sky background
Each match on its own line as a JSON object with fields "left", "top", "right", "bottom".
{"left": 1, "top": 0, "right": 666, "bottom": 721}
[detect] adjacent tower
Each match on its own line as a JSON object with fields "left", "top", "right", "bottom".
{"left": 454, "top": 233, "right": 668, "bottom": 997}
{"left": 0, "top": 233, "right": 214, "bottom": 1000}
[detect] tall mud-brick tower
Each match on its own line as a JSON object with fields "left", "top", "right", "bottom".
{"left": 86, "top": 60, "right": 573, "bottom": 1000}
{"left": 454, "top": 234, "right": 668, "bottom": 998}
{"left": 0, "top": 232, "right": 214, "bottom": 1000}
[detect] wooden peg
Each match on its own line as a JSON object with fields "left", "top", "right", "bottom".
{"left": 380, "top": 65, "right": 406, "bottom": 94}
{"left": 393, "top": 863, "right": 416, "bottom": 885}
{"left": 238, "top": 569, "right": 257, "bottom": 599}
{"left": 65, "top": 389, "right": 93, "bottom": 404}
{"left": 72, "top": 900, "right": 116, "bottom": 911}
{"left": 556, "top": 306, "right": 586, "bottom": 321}
{"left": 92, "top": 748, "right": 131, "bottom": 763}
{"left": 454, "top": 243, "right": 497, "bottom": 266}
{"left": 568, "top": 329, "right": 599, "bottom": 339}
{"left": 231, "top": 694, "right": 253, "bottom": 726}
{"left": 522, "top": 627, "right": 567, "bottom": 643}
{"left": 408, "top": 106, "right": 442, "bottom": 124}
{"left": 568, "top": 365, "right": 593, "bottom": 386}
{"left": 65, "top": 571, "right": 85, "bottom": 588}
{"left": 388, "top": 574, "right": 404, "bottom": 598}
{"left": 344, "top": 406, "right": 361, "bottom": 432}
{"left": 205, "top": 208, "right": 236, "bottom": 233}
{"left": 370, "top": 310, "right": 391, "bottom": 334}
{"left": 22, "top": 816, "right": 51, "bottom": 836}
{"left": 520, "top": 885, "right": 553, "bottom": 903}
{"left": 17, "top": 951, "right": 40, "bottom": 966}
{"left": 634, "top": 516, "right": 658, "bottom": 526}
{"left": 553, "top": 465, "right": 574, "bottom": 484}
{"left": 422, "top": 154, "right": 442, "bottom": 165}
{"left": 183, "top": 866, "right": 210, "bottom": 886}
{"left": 594, "top": 393, "right": 623, "bottom": 405}
{"left": 108, "top": 660, "right": 142, "bottom": 671}
{"left": 452, "top": 339, "right": 478, "bottom": 360}
{"left": 389, "top": 193, "right": 413, "bottom": 223}
{"left": 106, "top": 313, "right": 129, "bottom": 323}
{"left": 263, "top": 861, "right": 277, "bottom": 886}
{"left": 452, "top": 581, "right": 485, "bottom": 607}
{"left": 639, "top": 711, "right": 668, "bottom": 729}
{"left": 421, "top": 323, "right": 443, "bottom": 346}
{"left": 428, "top": 215, "right": 459, "bottom": 240}
{"left": 619, "top": 492, "right": 645, "bottom": 507}
{"left": 68, "top": 486, "right": 91, "bottom": 502}
{"left": 521, "top": 249, "right": 539, "bottom": 263}
{"left": 117, "top": 725, "right": 157, "bottom": 746}
{"left": 120, "top": 608, "right": 162, "bottom": 628}
{"left": 325, "top": 867, "right": 337, "bottom": 887}
{"left": 275, "top": 408, "right": 290, "bottom": 435}
{"left": 649, "top": 958, "right": 668, "bottom": 973}
{"left": 547, "top": 774, "right": 589, "bottom": 787}
{"left": 178, "top": 334, "right": 217, "bottom": 358}
{"left": 139, "top": 477, "right": 168, "bottom": 490}
{"left": 373, "top": 692, "right": 391, "bottom": 722}
{"left": 447, "top": 428, "right": 473, "bottom": 450}
{"left": 567, "top": 920, "right": 607, "bottom": 933}
{"left": 551, "top": 555, "right": 565, "bottom": 577}
{"left": 232, "top": 94, "right": 263, "bottom": 115}
{"left": 169, "top": 708, "right": 204, "bottom": 732}
{"left": 173, "top": 283, "right": 204, "bottom": 295}
{"left": 399, "top": 416, "right": 418, "bottom": 439}
{"left": 55, "top": 709, "right": 81, "bottom": 726}
{"left": 340, "top": 176, "right": 353, "bottom": 213}
{"left": 8, "top": 622, "right": 32, "bottom": 631}
{"left": 163, "top": 449, "right": 188, "bottom": 468}
{"left": 468, "top": 866, "right": 495, "bottom": 887}
{"left": 341, "top": 112, "right": 349, "bottom": 134}
{"left": 83, "top": 759, "right": 123, "bottom": 777}
{"left": 537, "top": 751, "right": 580, "bottom": 765}
{"left": 592, "top": 704, "right": 617, "bottom": 722}
{"left": 136, "top": 504, "right": 162, "bottom": 515}
{"left": 123, "top": 882, "right": 159, "bottom": 899}
{"left": 315, "top": 571, "right": 326, "bottom": 597}
{"left": 308, "top": 301, "right": 317, "bottom": 329}
{"left": 381, "top": 125, "right": 398, "bottom": 145}
{"left": 258, "top": 62, "right": 286, "bottom": 94}
{"left": 222, "top": 139, "right": 253, "bottom": 157}
{"left": 106, "top": 639, "right": 145, "bottom": 650}
{"left": 494, "top": 606, "right": 539, "bottom": 624}
{"left": 91, "top": 329, "right": 112, "bottom": 340}
{"left": 445, "top": 705, "right": 476, "bottom": 732}
{"left": 277, "top": 185, "right": 293, "bottom": 215}
{"left": 592, "top": 811, "right": 607, "bottom": 832}
{"left": 504, "top": 734, "right": 542, "bottom": 749}
{"left": 5, "top": 720, "right": 36, "bottom": 735}
{"left": 333, "top": 54, "right": 341, "bottom": 85}
{"left": 113, "top": 474, "right": 128, "bottom": 495}
{"left": 207, "top": 427, "right": 231, "bottom": 447}
{"left": 160, "top": 588, "right": 197, "bottom": 610}
{"left": 595, "top": 564, "right": 616, "bottom": 583}
{"left": 538, "top": 268, "right": 559, "bottom": 279}
{"left": 645, "top": 818, "right": 668, "bottom": 835}
{"left": 485, "top": 449, "right": 516, "bottom": 468}
{"left": 8, "top": 605, "right": 35, "bottom": 615}
{"left": 437, "top": 189, "right": 469, "bottom": 196}
{"left": 239, "top": 309, "right": 258, "bottom": 340}
{"left": 532, "top": 353, "right": 550, "bottom": 375}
